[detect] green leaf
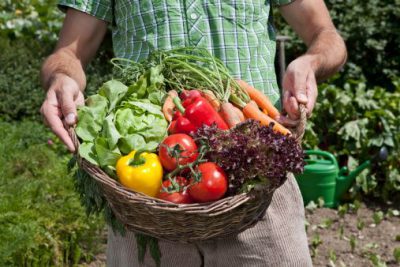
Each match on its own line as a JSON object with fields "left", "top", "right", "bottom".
{"left": 394, "top": 247, "right": 400, "bottom": 263}
{"left": 76, "top": 95, "right": 108, "bottom": 142}
{"left": 102, "top": 113, "right": 121, "bottom": 150}
{"left": 125, "top": 100, "right": 164, "bottom": 117}
{"left": 118, "top": 134, "right": 147, "bottom": 155}
{"left": 98, "top": 80, "right": 128, "bottom": 111}
{"left": 94, "top": 137, "right": 121, "bottom": 168}
{"left": 78, "top": 142, "right": 98, "bottom": 165}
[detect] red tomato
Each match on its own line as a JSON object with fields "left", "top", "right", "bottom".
{"left": 158, "top": 177, "right": 193, "bottom": 204}
{"left": 158, "top": 134, "right": 198, "bottom": 171}
{"left": 188, "top": 162, "right": 228, "bottom": 203}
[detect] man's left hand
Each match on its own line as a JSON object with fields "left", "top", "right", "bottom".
{"left": 280, "top": 55, "right": 318, "bottom": 122}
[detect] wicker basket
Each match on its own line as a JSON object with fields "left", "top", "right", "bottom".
{"left": 69, "top": 105, "right": 307, "bottom": 243}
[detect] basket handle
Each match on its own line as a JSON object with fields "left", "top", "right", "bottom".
{"left": 68, "top": 127, "right": 80, "bottom": 153}
{"left": 292, "top": 104, "right": 307, "bottom": 144}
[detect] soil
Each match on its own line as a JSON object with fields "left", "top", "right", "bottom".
{"left": 305, "top": 201, "right": 400, "bottom": 267}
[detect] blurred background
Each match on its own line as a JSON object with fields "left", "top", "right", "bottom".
{"left": 0, "top": 0, "right": 399, "bottom": 266}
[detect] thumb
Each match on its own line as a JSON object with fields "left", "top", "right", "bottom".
{"left": 58, "top": 89, "right": 77, "bottom": 125}
{"left": 293, "top": 83, "right": 308, "bottom": 104}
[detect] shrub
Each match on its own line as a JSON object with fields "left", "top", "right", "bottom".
{"left": 303, "top": 77, "right": 400, "bottom": 201}
{"left": 0, "top": 38, "right": 113, "bottom": 121}
{"left": 274, "top": 0, "right": 400, "bottom": 89}
{"left": 0, "top": 120, "right": 105, "bottom": 266}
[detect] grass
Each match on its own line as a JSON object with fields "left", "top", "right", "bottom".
{"left": 0, "top": 120, "right": 105, "bottom": 266}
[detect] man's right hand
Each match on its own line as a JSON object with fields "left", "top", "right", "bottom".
{"left": 40, "top": 74, "right": 84, "bottom": 152}
{"left": 40, "top": 8, "right": 108, "bottom": 152}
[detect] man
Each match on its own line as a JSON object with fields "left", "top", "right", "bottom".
{"left": 40, "top": 0, "right": 346, "bottom": 266}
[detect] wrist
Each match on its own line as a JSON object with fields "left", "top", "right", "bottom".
{"left": 301, "top": 54, "right": 322, "bottom": 74}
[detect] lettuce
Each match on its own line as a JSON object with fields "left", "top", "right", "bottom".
{"left": 75, "top": 67, "right": 168, "bottom": 175}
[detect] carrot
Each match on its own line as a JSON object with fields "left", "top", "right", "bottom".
{"left": 201, "top": 90, "right": 220, "bottom": 111}
{"left": 242, "top": 101, "right": 291, "bottom": 136}
{"left": 237, "top": 80, "right": 280, "bottom": 119}
{"left": 220, "top": 102, "right": 242, "bottom": 128}
{"left": 232, "top": 105, "right": 245, "bottom": 122}
{"left": 162, "top": 90, "right": 178, "bottom": 122}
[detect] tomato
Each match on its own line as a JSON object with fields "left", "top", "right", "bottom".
{"left": 188, "top": 162, "right": 228, "bottom": 203}
{"left": 158, "top": 134, "right": 198, "bottom": 171}
{"left": 158, "top": 177, "right": 193, "bottom": 204}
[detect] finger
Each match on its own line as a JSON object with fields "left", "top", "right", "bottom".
{"left": 42, "top": 103, "right": 76, "bottom": 152}
{"left": 306, "top": 74, "right": 318, "bottom": 116}
{"left": 276, "top": 115, "right": 300, "bottom": 127}
{"left": 288, "top": 96, "right": 300, "bottom": 120}
{"left": 282, "top": 90, "right": 291, "bottom": 114}
{"left": 57, "top": 89, "right": 77, "bottom": 125}
{"left": 76, "top": 91, "right": 85, "bottom": 107}
{"left": 291, "top": 70, "right": 308, "bottom": 104}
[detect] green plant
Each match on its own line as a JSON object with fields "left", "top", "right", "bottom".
{"left": 0, "top": 121, "right": 105, "bottom": 265}
{"left": 0, "top": 0, "right": 62, "bottom": 42}
{"left": 372, "top": 211, "right": 384, "bottom": 225}
{"left": 368, "top": 253, "right": 387, "bottom": 267}
{"left": 349, "top": 235, "right": 357, "bottom": 253}
{"left": 328, "top": 249, "right": 337, "bottom": 263}
{"left": 319, "top": 218, "right": 334, "bottom": 230}
{"left": 356, "top": 218, "right": 365, "bottom": 231}
{"left": 338, "top": 223, "right": 345, "bottom": 240}
{"left": 337, "top": 204, "right": 349, "bottom": 218}
{"left": 274, "top": 0, "right": 400, "bottom": 89}
{"left": 310, "top": 233, "right": 322, "bottom": 258}
{"left": 394, "top": 247, "right": 400, "bottom": 263}
{"left": 303, "top": 78, "right": 400, "bottom": 201}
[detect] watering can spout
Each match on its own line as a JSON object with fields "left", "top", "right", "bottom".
{"left": 335, "top": 160, "right": 371, "bottom": 199}
{"left": 335, "top": 146, "right": 388, "bottom": 199}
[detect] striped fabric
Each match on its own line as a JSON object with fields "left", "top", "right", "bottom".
{"left": 106, "top": 174, "right": 312, "bottom": 266}
{"left": 58, "top": 0, "right": 295, "bottom": 108}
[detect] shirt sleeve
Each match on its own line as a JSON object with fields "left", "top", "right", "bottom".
{"left": 58, "top": 0, "right": 113, "bottom": 23}
{"left": 271, "top": 0, "right": 296, "bottom": 6}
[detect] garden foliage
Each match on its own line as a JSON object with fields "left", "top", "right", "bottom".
{"left": 0, "top": 121, "right": 105, "bottom": 266}
{"left": 274, "top": 0, "right": 400, "bottom": 89}
{"left": 303, "top": 77, "right": 400, "bottom": 201}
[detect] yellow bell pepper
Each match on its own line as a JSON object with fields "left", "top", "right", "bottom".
{"left": 116, "top": 149, "right": 163, "bottom": 197}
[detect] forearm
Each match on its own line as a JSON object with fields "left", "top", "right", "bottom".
{"left": 304, "top": 29, "right": 347, "bottom": 81}
{"left": 40, "top": 48, "right": 86, "bottom": 91}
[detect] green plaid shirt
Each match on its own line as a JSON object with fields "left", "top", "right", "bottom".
{"left": 59, "top": 0, "right": 294, "bottom": 106}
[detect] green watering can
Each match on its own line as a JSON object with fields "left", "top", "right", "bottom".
{"left": 295, "top": 147, "right": 388, "bottom": 208}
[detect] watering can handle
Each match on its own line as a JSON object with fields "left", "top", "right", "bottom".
{"left": 305, "top": 150, "right": 339, "bottom": 168}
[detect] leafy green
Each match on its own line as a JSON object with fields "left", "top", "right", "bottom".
{"left": 302, "top": 78, "right": 400, "bottom": 200}
{"left": 75, "top": 67, "right": 168, "bottom": 175}
{"left": 0, "top": 121, "right": 104, "bottom": 266}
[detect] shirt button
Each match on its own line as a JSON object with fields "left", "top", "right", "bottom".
{"left": 190, "top": 13, "right": 198, "bottom": 20}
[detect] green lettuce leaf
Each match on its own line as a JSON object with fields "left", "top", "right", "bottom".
{"left": 99, "top": 80, "right": 128, "bottom": 111}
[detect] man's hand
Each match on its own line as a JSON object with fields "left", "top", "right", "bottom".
{"left": 40, "top": 8, "right": 108, "bottom": 152}
{"left": 40, "top": 74, "right": 84, "bottom": 152}
{"left": 278, "top": 0, "right": 347, "bottom": 121}
{"left": 281, "top": 55, "right": 318, "bottom": 120}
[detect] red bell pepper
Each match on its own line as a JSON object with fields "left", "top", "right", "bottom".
{"left": 172, "top": 91, "right": 229, "bottom": 131}
{"left": 175, "top": 117, "right": 197, "bottom": 134}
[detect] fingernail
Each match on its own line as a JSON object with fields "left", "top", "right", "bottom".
{"left": 65, "top": 113, "right": 76, "bottom": 124}
{"left": 298, "top": 93, "right": 308, "bottom": 102}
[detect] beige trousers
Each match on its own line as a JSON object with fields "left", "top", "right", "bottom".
{"left": 106, "top": 174, "right": 312, "bottom": 267}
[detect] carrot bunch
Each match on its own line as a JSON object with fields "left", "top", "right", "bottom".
{"left": 234, "top": 80, "right": 291, "bottom": 136}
